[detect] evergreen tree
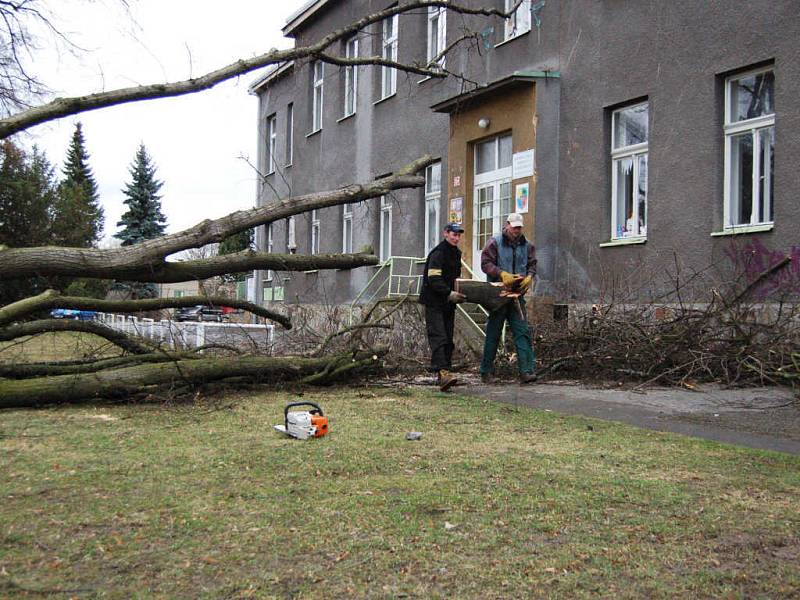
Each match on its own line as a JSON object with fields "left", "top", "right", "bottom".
{"left": 113, "top": 143, "right": 167, "bottom": 298}
{"left": 115, "top": 143, "right": 167, "bottom": 246}
{"left": 52, "top": 122, "right": 104, "bottom": 247}
{"left": 218, "top": 228, "right": 254, "bottom": 283}
{"left": 0, "top": 140, "right": 59, "bottom": 303}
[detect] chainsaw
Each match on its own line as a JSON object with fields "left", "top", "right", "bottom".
{"left": 273, "top": 402, "right": 329, "bottom": 440}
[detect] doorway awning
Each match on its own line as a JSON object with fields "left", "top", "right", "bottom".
{"left": 430, "top": 70, "right": 559, "bottom": 114}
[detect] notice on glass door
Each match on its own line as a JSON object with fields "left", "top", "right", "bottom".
{"left": 512, "top": 149, "right": 535, "bottom": 179}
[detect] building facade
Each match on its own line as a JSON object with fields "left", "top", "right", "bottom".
{"left": 251, "top": 0, "right": 799, "bottom": 306}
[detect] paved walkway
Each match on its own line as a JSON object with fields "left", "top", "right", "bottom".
{"left": 455, "top": 378, "right": 800, "bottom": 455}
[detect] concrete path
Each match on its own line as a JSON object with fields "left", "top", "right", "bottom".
{"left": 455, "top": 378, "right": 800, "bottom": 455}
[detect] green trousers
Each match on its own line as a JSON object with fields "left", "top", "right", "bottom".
{"left": 479, "top": 299, "right": 536, "bottom": 375}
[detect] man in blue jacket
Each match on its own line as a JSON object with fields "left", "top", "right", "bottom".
{"left": 419, "top": 223, "right": 466, "bottom": 391}
{"left": 479, "top": 212, "right": 538, "bottom": 384}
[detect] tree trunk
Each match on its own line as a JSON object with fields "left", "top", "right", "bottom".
{"left": 0, "top": 352, "right": 382, "bottom": 408}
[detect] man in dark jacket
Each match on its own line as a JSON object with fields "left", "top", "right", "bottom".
{"left": 480, "top": 212, "right": 538, "bottom": 384}
{"left": 419, "top": 222, "right": 466, "bottom": 391}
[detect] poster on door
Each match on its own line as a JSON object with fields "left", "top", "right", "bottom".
{"left": 449, "top": 197, "right": 463, "bottom": 224}
{"left": 515, "top": 183, "right": 529, "bottom": 214}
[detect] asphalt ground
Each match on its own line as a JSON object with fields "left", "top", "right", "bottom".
{"left": 448, "top": 377, "right": 800, "bottom": 455}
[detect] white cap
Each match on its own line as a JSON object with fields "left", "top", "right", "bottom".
{"left": 507, "top": 213, "right": 524, "bottom": 227}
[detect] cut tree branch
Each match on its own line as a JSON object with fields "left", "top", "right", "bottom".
{"left": 0, "top": 155, "right": 431, "bottom": 280}
{"left": 0, "top": 319, "right": 153, "bottom": 354}
{"left": 0, "top": 290, "right": 293, "bottom": 328}
{"left": 0, "top": 1, "right": 521, "bottom": 138}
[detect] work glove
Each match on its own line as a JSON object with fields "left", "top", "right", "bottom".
{"left": 518, "top": 275, "right": 533, "bottom": 294}
{"left": 447, "top": 291, "right": 467, "bottom": 304}
{"left": 499, "top": 271, "right": 521, "bottom": 288}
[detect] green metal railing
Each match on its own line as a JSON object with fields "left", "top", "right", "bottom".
{"left": 348, "top": 256, "right": 489, "bottom": 340}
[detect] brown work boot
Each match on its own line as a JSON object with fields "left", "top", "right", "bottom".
{"left": 438, "top": 369, "right": 458, "bottom": 392}
{"left": 519, "top": 372, "right": 538, "bottom": 384}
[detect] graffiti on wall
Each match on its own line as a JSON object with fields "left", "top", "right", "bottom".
{"left": 725, "top": 238, "right": 800, "bottom": 299}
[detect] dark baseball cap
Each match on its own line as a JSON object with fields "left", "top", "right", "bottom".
{"left": 444, "top": 222, "right": 464, "bottom": 233}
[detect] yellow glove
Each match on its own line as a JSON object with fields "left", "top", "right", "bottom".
{"left": 519, "top": 275, "right": 533, "bottom": 294}
{"left": 499, "top": 271, "right": 519, "bottom": 288}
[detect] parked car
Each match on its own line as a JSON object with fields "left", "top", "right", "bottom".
{"left": 50, "top": 308, "right": 97, "bottom": 321}
{"left": 174, "top": 305, "right": 226, "bottom": 322}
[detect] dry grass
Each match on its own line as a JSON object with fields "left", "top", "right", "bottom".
{"left": 1, "top": 386, "right": 798, "bottom": 598}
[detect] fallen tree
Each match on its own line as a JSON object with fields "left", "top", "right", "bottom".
{"left": 0, "top": 2, "right": 522, "bottom": 405}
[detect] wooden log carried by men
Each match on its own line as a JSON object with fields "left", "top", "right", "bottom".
{"left": 453, "top": 278, "right": 522, "bottom": 312}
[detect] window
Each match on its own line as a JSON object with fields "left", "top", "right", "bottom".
{"left": 266, "top": 223, "right": 274, "bottom": 282}
{"left": 286, "top": 103, "right": 293, "bottom": 166}
{"left": 342, "top": 203, "right": 353, "bottom": 253}
{"left": 724, "top": 67, "right": 775, "bottom": 229}
{"left": 312, "top": 61, "right": 324, "bottom": 131}
{"left": 287, "top": 216, "right": 296, "bottom": 253}
{"left": 379, "top": 196, "right": 392, "bottom": 262}
{"left": 310, "top": 210, "right": 320, "bottom": 255}
{"left": 504, "top": 0, "right": 531, "bottom": 41}
{"left": 344, "top": 37, "right": 358, "bottom": 117}
{"left": 266, "top": 114, "right": 277, "bottom": 175}
{"left": 427, "top": 7, "right": 446, "bottom": 69}
{"left": 173, "top": 290, "right": 184, "bottom": 298}
{"left": 610, "top": 103, "right": 649, "bottom": 240}
{"left": 381, "top": 14, "right": 398, "bottom": 99}
{"left": 424, "top": 162, "right": 442, "bottom": 254}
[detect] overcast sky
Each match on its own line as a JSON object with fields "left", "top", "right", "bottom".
{"left": 19, "top": 0, "right": 306, "bottom": 245}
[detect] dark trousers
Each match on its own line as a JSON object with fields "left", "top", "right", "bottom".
{"left": 425, "top": 304, "right": 456, "bottom": 372}
{"left": 480, "top": 298, "right": 536, "bottom": 376}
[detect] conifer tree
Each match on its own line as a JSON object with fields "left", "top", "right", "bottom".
{"left": 52, "top": 122, "right": 104, "bottom": 247}
{"left": 0, "top": 140, "right": 59, "bottom": 303}
{"left": 115, "top": 143, "right": 167, "bottom": 246}
{"left": 113, "top": 143, "right": 167, "bottom": 298}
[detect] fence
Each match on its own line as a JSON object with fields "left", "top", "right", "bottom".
{"left": 95, "top": 313, "right": 274, "bottom": 352}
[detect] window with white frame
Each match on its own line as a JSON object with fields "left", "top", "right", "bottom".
{"left": 286, "top": 103, "right": 293, "bottom": 166}
{"left": 344, "top": 37, "right": 358, "bottom": 117}
{"left": 312, "top": 61, "right": 324, "bottom": 131}
{"left": 287, "top": 216, "right": 296, "bottom": 252}
{"left": 379, "top": 196, "right": 392, "bottom": 262}
{"left": 342, "top": 203, "right": 353, "bottom": 253}
{"left": 611, "top": 103, "right": 649, "bottom": 240}
{"left": 266, "top": 223, "right": 274, "bottom": 281}
{"left": 427, "top": 7, "right": 446, "bottom": 69}
{"left": 724, "top": 67, "right": 775, "bottom": 229}
{"left": 381, "top": 14, "right": 398, "bottom": 99}
{"left": 310, "top": 210, "right": 320, "bottom": 255}
{"left": 504, "top": 0, "right": 531, "bottom": 41}
{"left": 266, "top": 114, "right": 277, "bottom": 174}
{"left": 424, "top": 162, "right": 442, "bottom": 254}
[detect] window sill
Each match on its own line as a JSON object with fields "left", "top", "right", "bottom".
{"left": 265, "top": 170, "right": 275, "bottom": 177}
{"left": 337, "top": 113, "right": 355, "bottom": 124}
{"left": 284, "top": 163, "right": 292, "bottom": 169}
{"left": 599, "top": 236, "right": 647, "bottom": 247}
{"left": 418, "top": 76, "right": 431, "bottom": 85}
{"left": 711, "top": 223, "right": 774, "bottom": 237}
{"left": 374, "top": 93, "right": 396, "bottom": 106}
{"left": 495, "top": 30, "right": 530, "bottom": 49}
{"left": 303, "top": 270, "right": 319, "bottom": 274}
{"left": 306, "top": 129, "right": 321, "bottom": 138}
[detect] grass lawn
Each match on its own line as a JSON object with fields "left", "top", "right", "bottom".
{"left": 1, "top": 386, "right": 799, "bottom": 599}
{"left": 0, "top": 331, "right": 120, "bottom": 364}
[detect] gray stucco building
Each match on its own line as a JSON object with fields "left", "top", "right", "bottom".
{"left": 251, "top": 0, "right": 799, "bottom": 308}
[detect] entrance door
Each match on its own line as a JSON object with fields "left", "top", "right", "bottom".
{"left": 472, "top": 133, "right": 513, "bottom": 278}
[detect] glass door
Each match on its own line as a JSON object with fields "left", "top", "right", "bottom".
{"left": 472, "top": 133, "right": 513, "bottom": 278}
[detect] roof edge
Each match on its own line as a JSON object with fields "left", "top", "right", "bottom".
{"left": 248, "top": 61, "right": 295, "bottom": 95}
{"left": 431, "top": 71, "right": 560, "bottom": 113}
{"left": 283, "top": 0, "right": 333, "bottom": 37}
